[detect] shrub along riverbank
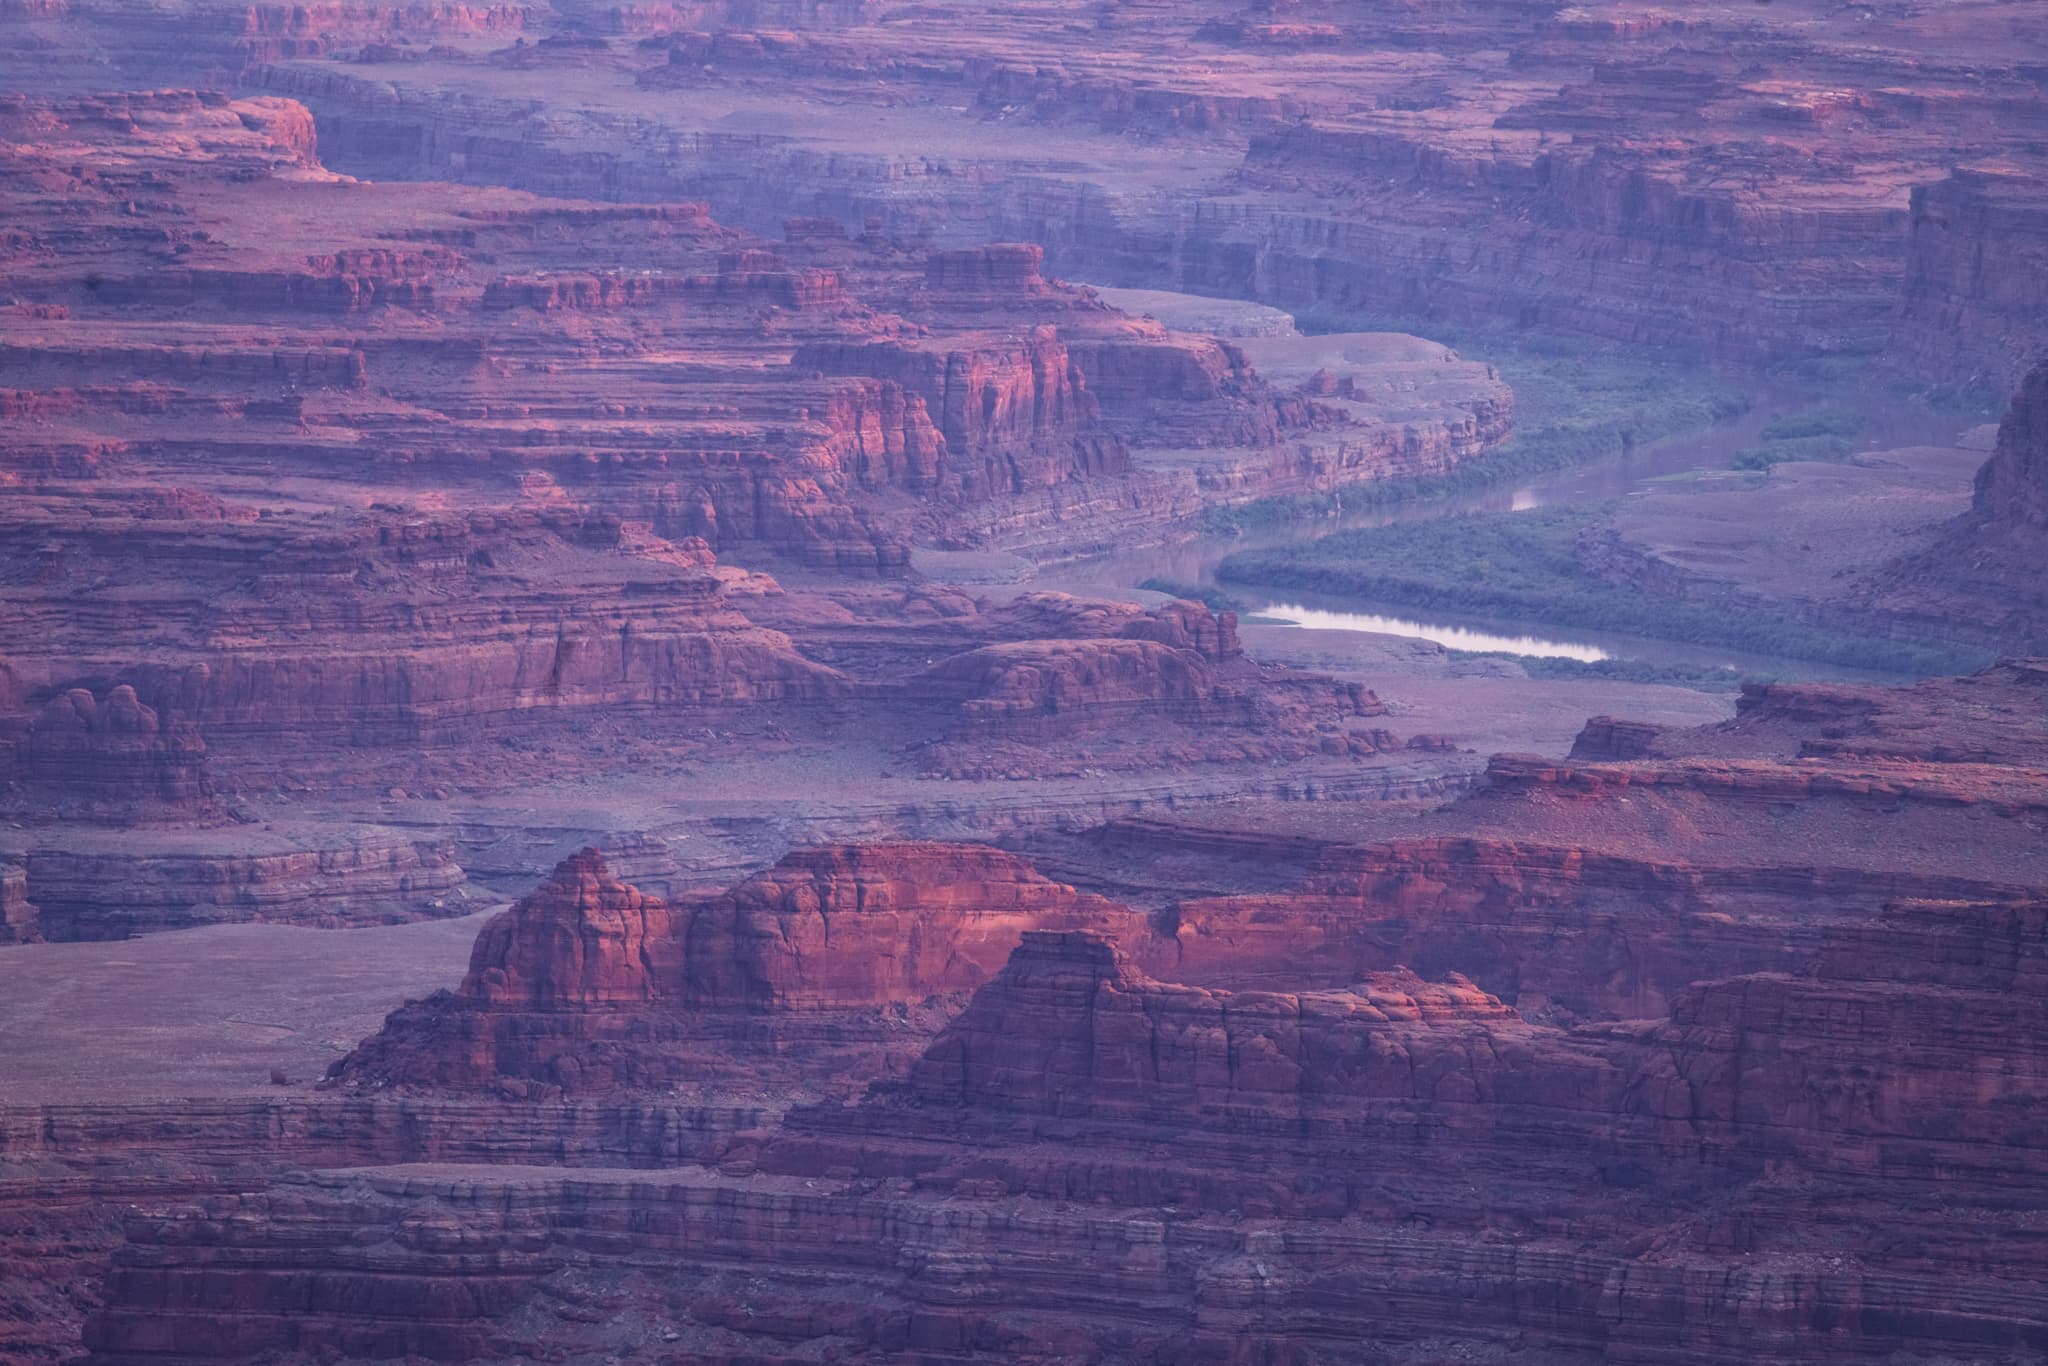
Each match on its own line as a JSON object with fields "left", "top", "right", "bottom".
{"left": 1202, "top": 329, "right": 1752, "bottom": 534}
{"left": 1216, "top": 505, "right": 1986, "bottom": 676}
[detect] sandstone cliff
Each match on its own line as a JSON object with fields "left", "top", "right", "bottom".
{"left": 79, "top": 883, "right": 2048, "bottom": 1362}
{"left": 175, "top": 0, "right": 2048, "bottom": 384}
{"left": 1871, "top": 361, "right": 2048, "bottom": 649}
{"left": 330, "top": 843, "right": 1144, "bottom": 1096}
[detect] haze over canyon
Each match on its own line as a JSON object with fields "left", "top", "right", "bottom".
{"left": 2, "top": 0, "right": 2047, "bottom": 1361}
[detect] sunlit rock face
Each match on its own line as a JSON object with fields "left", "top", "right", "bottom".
{"left": 48, "top": 659, "right": 2048, "bottom": 1363}
{"left": 325, "top": 842, "right": 1149, "bottom": 1095}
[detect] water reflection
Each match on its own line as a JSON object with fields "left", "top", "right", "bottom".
{"left": 1255, "top": 603, "right": 1610, "bottom": 662}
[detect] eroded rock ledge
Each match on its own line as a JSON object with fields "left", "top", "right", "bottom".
{"left": 55, "top": 658, "right": 2048, "bottom": 1363}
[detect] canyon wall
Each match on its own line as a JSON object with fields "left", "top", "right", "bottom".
{"left": 58, "top": 658, "right": 2048, "bottom": 1362}
{"left": 110, "top": 0, "right": 2038, "bottom": 387}
{"left": 0, "top": 87, "right": 1480, "bottom": 939}
{"left": 1872, "top": 361, "right": 2048, "bottom": 650}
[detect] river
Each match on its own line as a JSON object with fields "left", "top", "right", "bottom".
{"left": 1042, "top": 361, "right": 1973, "bottom": 682}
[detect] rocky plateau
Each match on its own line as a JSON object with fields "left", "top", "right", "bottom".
{"left": 6, "top": 656, "right": 2037, "bottom": 1362}
{"left": 2, "top": 0, "right": 2046, "bottom": 1360}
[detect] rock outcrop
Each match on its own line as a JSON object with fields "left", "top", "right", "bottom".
{"left": 0, "top": 89, "right": 1486, "bottom": 823}
{"left": 458, "top": 847, "right": 680, "bottom": 1009}
{"left": 1896, "top": 165, "right": 2048, "bottom": 392}
{"left": 330, "top": 843, "right": 1143, "bottom": 1096}
{"left": 10, "top": 685, "right": 216, "bottom": 821}
{"left": 13, "top": 0, "right": 2048, "bottom": 1358}
{"left": 1872, "top": 362, "right": 2048, "bottom": 648}
{"left": 0, "top": 863, "right": 37, "bottom": 944}
{"left": 78, "top": 882, "right": 2048, "bottom": 1362}
{"left": 885, "top": 928, "right": 1555, "bottom": 1125}
{"left": 6, "top": 656, "right": 2045, "bottom": 1361}
{"left": 140, "top": 0, "right": 2048, "bottom": 387}
{"left": 17, "top": 832, "right": 470, "bottom": 941}
{"left": 1973, "top": 359, "right": 2048, "bottom": 529}
{"left": 0, "top": 87, "right": 1482, "bottom": 956}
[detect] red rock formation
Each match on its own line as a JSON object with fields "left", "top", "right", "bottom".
{"left": 77, "top": 889, "right": 2048, "bottom": 1362}
{"left": 9, "top": 685, "right": 214, "bottom": 817}
{"left": 17, "top": 833, "right": 470, "bottom": 941}
{"left": 331, "top": 843, "right": 1144, "bottom": 1095}
{"left": 0, "top": 88, "right": 1458, "bottom": 831}
{"left": 1896, "top": 164, "right": 2048, "bottom": 393}
{"left": 1871, "top": 363, "right": 2048, "bottom": 649}
{"left": 1971, "top": 358, "right": 2048, "bottom": 528}
{"left": 703, "top": 842, "right": 1138, "bottom": 1007}
{"left": 462, "top": 847, "right": 681, "bottom": 1008}
{"left": 0, "top": 863, "right": 37, "bottom": 944}
{"left": 1116, "top": 659, "right": 2048, "bottom": 1020}
{"left": 911, "top": 638, "right": 1235, "bottom": 728}
{"left": 1578, "top": 658, "right": 2048, "bottom": 768}
{"left": 17, "top": 3, "right": 2048, "bottom": 1358}
{"left": 1566, "top": 713, "right": 1663, "bottom": 760}
{"left": 24, "top": 651, "right": 2048, "bottom": 1360}
{"left": 891, "top": 929, "right": 1553, "bottom": 1123}
{"left": 795, "top": 323, "right": 1127, "bottom": 496}
{"left": 889, "top": 595, "right": 1388, "bottom": 778}
{"left": 203, "top": 0, "right": 2048, "bottom": 380}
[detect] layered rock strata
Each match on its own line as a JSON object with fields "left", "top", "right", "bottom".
{"left": 80, "top": 886, "right": 2048, "bottom": 1362}
{"left": 20, "top": 658, "right": 2048, "bottom": 1360}
{"left": 1873, "top": 360, "right": 2048, "bottom": 649}
{"left": 0, "top": 89, "right": 1463, "bottom": 941}
{"left": 117, "top": 0, "right": 2048, "bottom": 386}
{"left": 0, "top": 93, "right": 1472, "bottom": 781}
{"left": 11, "top": 832, "right": 470, "bottom": 941}
{"left": 330, "top": 842, "right": 1147, "bottom": 1096}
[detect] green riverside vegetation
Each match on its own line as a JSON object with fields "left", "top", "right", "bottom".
{"left": 1202, "top": 326, "right": 1751, "bottom": 533}
{"left": 1135, "top": 577, "right": 1244, "bottom": 612}
{"left": 1730, "top": 404, "right": 1863, "bottom": 471}
{"left": 1216, "top": 505, "right": 1986, "bottom": 676}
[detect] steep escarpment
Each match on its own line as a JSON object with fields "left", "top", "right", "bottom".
{"left": 1896, "top": 164, "right": 2048, "bottom": 392}
{"left": 1972, "top": 361, "right": 2048, "bottom": 528}
{"left": 329, "top": 842, "right": 1144, "bottom": 1096}
{"left": 860, "top": 929, "right": 1573, "bottom": 1137}
{"left": 0, "top": 863, "right": 36, "bottom": 944}
{"left": 80, "top": 884, "right": 2048, "bottom": 1362}
{"left": 891, "top": 593, "right": 1391, "bottom": 778}
{"left": 0, "top": 89, "right": 1486, "bottom": 948}
{"left": 11, "top": 3, "right": 2048, "bottom": 1361}
{"left": 14, "top": 832, "right": 470, "bottom": 941}
{"left": 14, "top": 659, "right": 2046, "bottom": 1360}
{"left": 10, "top": 685, "right": 215, "bottom": 821}
{"left": 203, "top": 0, "right": 2048, "bottom": 384}
{"left": 1075, "top": 659, "right": 2048, "bottom": 1028}
{"left": 0, "top": 93, "right": 1486, "bottom": 770}
{"left": 1871, "top": 361, "right": 2048, "bottom": 648}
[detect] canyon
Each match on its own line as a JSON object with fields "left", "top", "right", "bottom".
{"left": 147, "top": 0, "right": 2048, "bottom": 392}
{"left": 0, "top": 87, "right": 1508, "bottom": 941}
{"left": 6, "top": 0, "right": 2045, "bottom": 390}
{"left": 1215, "top": 354, "right": 2048, "bottom": 669}
{"left": 17, "top": 656, "right": 2045, "bottom": 1362}
{"left": 1214, "top": 391, "right": 2034, "bottom": 673}
{"left": 1, "top": 0, "right": 2045, "bottom": 1360}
